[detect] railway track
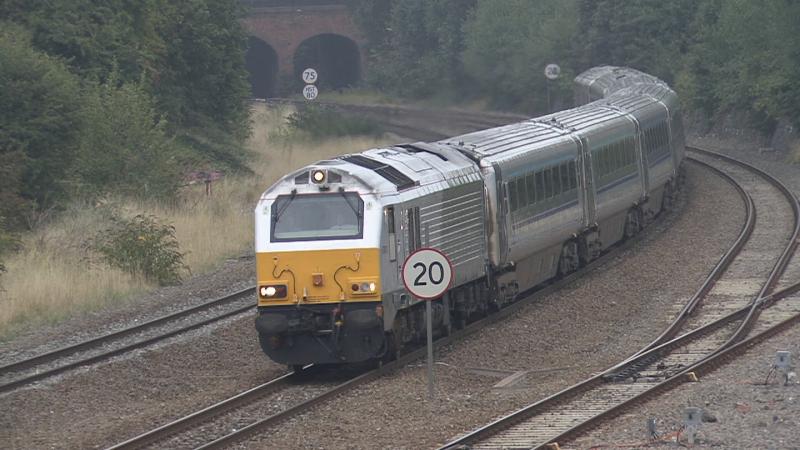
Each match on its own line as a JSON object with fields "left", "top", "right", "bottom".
{"left": 13, "top": 102, "right": 791, "bottom": 449}
{"left": 102, "top": 111, "right": 753, "bottom": 450}
{"left": 0, "top": 287, "right": 256, "bottom": 395}
{"left": 439, "top": 147, "right": 800, "bottom": 450}
{"left": 105, "top": 197, "right": 688, "bottom": 450}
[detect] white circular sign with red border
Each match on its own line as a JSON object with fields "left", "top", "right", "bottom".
{"left": 402, "top": 248, "right": 454, "bottom": 300}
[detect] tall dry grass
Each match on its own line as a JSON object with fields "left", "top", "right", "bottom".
{"left": 0, "top": 103, "right": 397, "bottom": 337}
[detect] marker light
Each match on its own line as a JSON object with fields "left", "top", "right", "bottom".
{"left": 259, "top": 285, "right": 287, "bottom": 299}
{"left": 312, "top": 170, "right": 326, "bottom": 184}
{"left": 350, "top": 280, "right": 378, "bottom": 295}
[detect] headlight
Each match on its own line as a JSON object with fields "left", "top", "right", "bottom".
{"left": 350, "top": 279, "right": 378, "bottom": 295}
{"left": 259, "top": 284, "right": 287, "bottom": 299}
{"left": 311, "top": 169, "right": 326, "bottom": 184}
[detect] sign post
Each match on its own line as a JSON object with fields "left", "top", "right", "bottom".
{"left": 544, "top": 63, "right": 561, "bottom": 113}
{"left": 402, "top": 248, "right": 454, "bottom": 400}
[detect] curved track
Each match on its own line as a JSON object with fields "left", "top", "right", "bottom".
{"left": 106, "top": 196, "right": 692, "bottom": 449}
{"left": 21, "top": 102, "right": 796, "bottom": 449}
{"left": 439, "top": 147, "right": 800, "bottom": 450}
{"left": 105, "top": 109, "right": 753, "bottom": 450}
{"left": 0, "top": 288, "right": 255, "bottom": 394}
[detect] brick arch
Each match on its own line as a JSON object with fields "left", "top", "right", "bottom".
{"left": 245, "top": 36, "right": 279, "bottom": 98}
{"left": 293, "top": 33, "right": 360, "bottom": 89}
{"left": 242, "top": 4, "right": 366, "bottom": 89}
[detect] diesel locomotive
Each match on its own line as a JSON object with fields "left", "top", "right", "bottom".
{"left": 254, "top": 66, "right": 685, "bottom": 367}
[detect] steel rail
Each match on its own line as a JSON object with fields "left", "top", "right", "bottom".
{"left": 439, "top": 148, "right": 800, "bottom": 450}
{"left": 107, "top": 370, "right": 298, "bottom": 450}
{"left": 105, "top": 104, "right": 698, "bottom": 450}
{"left": 693, "top": 147, "right": 800, "bottom": 353}
{"left": 628, "top": 155, "right": 756, "bottom": 358}
{"left": 109, "top": 197, "right": 683, "bottom": 450}
{"left": 0, "top": 287, "right": 255, "bottom": 394}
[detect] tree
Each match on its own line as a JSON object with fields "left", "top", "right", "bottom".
{"left": 76, "top": 75, "right": 184, "bottom": 200}
{"left": 153, "top": 0, "right": 251, "bottom": 141}
{"left": 356, "top": 0, "right": 476, "bottom": 98}
{"left": 462, "top": 0, "right": 580, "bottom": 112}
{"left": 0, "top": 24, "right": 84, "bottom": 227}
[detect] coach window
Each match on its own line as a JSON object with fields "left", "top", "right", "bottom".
{"left": 568, "top": 161, "right": 577, "bottom": 189}
{"left": 535, "top": 171, "right": 545, "bottom": 202}
{"left": 526, "top": 174, "right": 536, "bottom": 206}
{"left": 517, "top": 177, "right": 528, "bottom": 208}
{"left": 508, "top": 180, "right": 518, "bottom": 211}
{"left": 545, "top": 168, "right": 554, "bottom": 199}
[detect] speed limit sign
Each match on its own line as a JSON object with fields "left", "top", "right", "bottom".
{"left": 302, "top": 84, "right": 318, "bottom": 101}
{"left": 402, "top": 248, "right": 453, "bottom": 300}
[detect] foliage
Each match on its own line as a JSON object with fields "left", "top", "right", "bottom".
{"left": 353, "top": 0, "right": 476, "bottom": 99}
{"left": 462, "top": 0, "right": 580, "bottom": 112}
{"left": 0, "top": 1, "right": 252, "bottom": 230}
{"left": 153, "top": 0, "right": 252, "bottom": 141}
{"left": 0, "top": 24, "right": 84, "bottom": 227}
{"left": 575, "top": 0, "right": 698, "bottom": 85}
{"left": 286, "top": 105, "right": 381, "bottom": 139}
{"left": 87, "top": 214, "right": 188, "bottom": 286}
{"left": 0, "top": 0, "right": 164, "bottom": 84}
{"left": 678, "top": 0, "right": 800, "bottom": 129}
{"left": 351, "top": 0, "right": 800, "bottom": 128}
{"left": 75, "top": 75, "right": 185, "bottom": 200}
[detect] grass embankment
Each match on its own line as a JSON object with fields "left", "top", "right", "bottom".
{"left": 0, "top": 103, "right": 395, "bottom": 338}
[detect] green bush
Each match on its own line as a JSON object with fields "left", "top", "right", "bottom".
{"left": 0, "top": 24, "right": 84, "bottom": 227}
{"left": 286, "top": 105, "right": 380, "bottom": 139}
{"left": 75, "top": 75, "right": 185, "bottom": 201}
{"left": 87, "top": 214, "right": 188, "bottom": 286}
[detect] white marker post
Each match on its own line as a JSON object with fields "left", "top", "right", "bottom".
{"left": 402, "top": 248, "right": 454, "bottom": 400}
{"left": 544, "top": 63, "right": 561, "bottom": 113}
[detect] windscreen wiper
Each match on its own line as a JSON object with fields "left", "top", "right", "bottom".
{"left": 274, "top": 189, "right": 297, "bottom": 222}
{"left": 338, "top": 187, "right": 361, "bottom": 218}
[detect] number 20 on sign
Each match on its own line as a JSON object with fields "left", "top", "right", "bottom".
{"left": 401, "top": 248, "right": 453, "bottom": 400}
{"left": 402, "top": 248, "right": 453, "bottom": 299}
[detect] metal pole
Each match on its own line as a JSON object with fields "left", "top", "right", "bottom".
{"left": 546, "top": 80, "right": 552, "bottom": 114}
{"left": 426, "top": 299, "right": 434, "bottom": 399}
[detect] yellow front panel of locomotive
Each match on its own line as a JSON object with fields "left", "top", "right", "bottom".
{"left": 256, "top": 248, "right": 381, "bottom": 306}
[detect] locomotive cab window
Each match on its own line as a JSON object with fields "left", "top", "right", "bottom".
{"left": 271, "top": 192, "right": 363, "bottom": 242}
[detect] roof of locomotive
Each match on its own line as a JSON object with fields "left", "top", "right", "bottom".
{"left": 259, "top": 141, "right": 483, "bottom": 202}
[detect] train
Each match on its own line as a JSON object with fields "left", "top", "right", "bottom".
{"left": 254, "top": 66, "right": 685, "bottom": 368}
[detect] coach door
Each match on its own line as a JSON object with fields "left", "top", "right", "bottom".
{"left": 575, "top": 136, "right": 596, "bottom": 227}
